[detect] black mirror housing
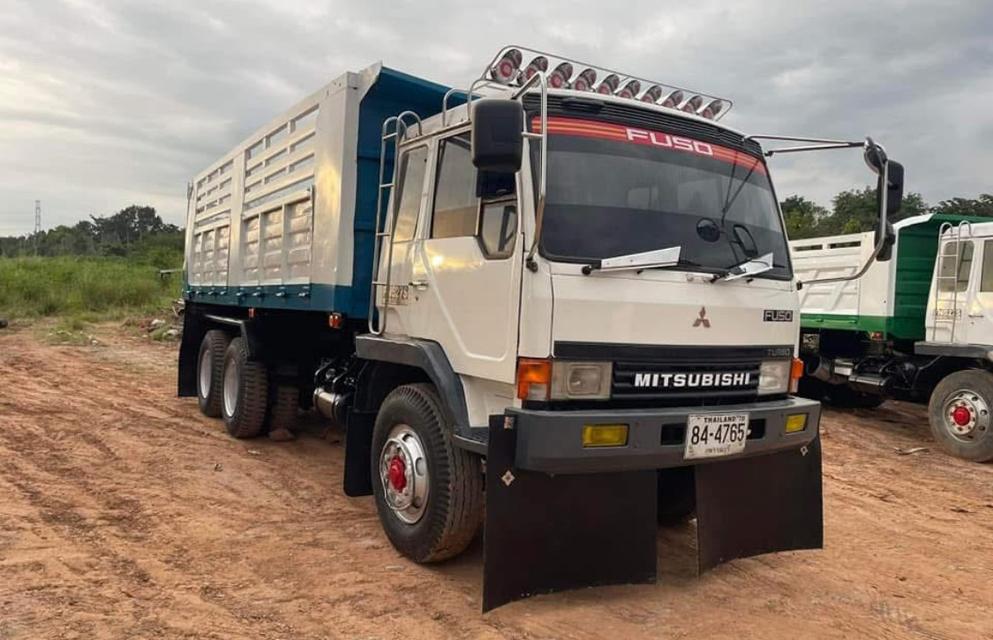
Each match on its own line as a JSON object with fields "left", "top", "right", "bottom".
{"left": 471, "top": 99, "right": 523, "bottom": 174}
{"left": 886, "top": 161, "right": 904, "bottom": 216}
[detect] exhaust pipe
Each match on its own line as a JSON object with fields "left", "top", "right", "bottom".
{"left": 807, "top": 358, "right": 847, "bottom": 385}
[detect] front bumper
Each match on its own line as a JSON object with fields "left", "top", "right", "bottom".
{"left": 510, "top": 396, "right": 821, "bottom": 474}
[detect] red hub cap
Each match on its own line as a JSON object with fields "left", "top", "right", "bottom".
{"left": 952, "top": 406, "right": 972, "bottom": 426}
{"left": 388, "top": 456, "right": 407, "bottom": 492}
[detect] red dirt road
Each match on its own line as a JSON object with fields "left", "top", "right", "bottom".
{"left": 1, "top": 323, "right": 991, "bottom": 639}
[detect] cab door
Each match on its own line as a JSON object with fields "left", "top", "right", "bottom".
{"left": 968, "top": 239, "right": 993, "bottom": 345}
{"left": 405, "top": 131, "right": 522, "bottom": 384}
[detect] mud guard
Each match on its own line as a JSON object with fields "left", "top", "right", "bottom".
{"left": 694, "top": 435, "right": 823, "bottom": 573}
{"left": 482, "top": 416, "right": 658, "bottom": 612}
{"left": 343, "top": 409, "right": 375, "bottom": 497}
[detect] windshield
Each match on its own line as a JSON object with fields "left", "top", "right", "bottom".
{"left": 537, "top": 116, "right": 792, "bottom": 280}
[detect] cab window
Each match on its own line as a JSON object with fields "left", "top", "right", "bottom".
{"left": 393, "top": 146, "right": 428, "bottom": 242}
{"left": 431, "top": 132, "right": 518, "bottom": 259}
{"left": 432, "top": 135, "right": 477, "bottom": 238}
{"left": 938, "top": 240, "right": 974, "bottom": 293}
{"left": 981, "top": 240, "right": 993, "bottom": 292}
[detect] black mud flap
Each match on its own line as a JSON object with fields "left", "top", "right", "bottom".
{"left": 343, "top": 409, "right": 375, "bottom": 497}
{"left": 694, "top": 435, "right": 823, "bottom": 574}
{"left": 482, "top": 416, "right": 657, "bottom": 612}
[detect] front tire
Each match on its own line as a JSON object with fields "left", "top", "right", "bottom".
{"left": 196, "top": 330, "right": 230, "bottom": 417}
{"left": 928, "top": 369, "right": 993, "bottom": 462}
{"left": 221, "top": 337, "right": 269, "bottom": 439}
{"left": 371, "top": 383, "right": 483, "bottom": 563}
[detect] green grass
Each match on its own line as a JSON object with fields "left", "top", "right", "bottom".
{"left": 0, "top": 256, "right": 181, "bottom": 320}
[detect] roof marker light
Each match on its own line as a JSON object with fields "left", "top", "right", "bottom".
{"left": 520, "top": 55, "right": 548, "bottom": 84}
{"left": 641, "top": 85, "right": 664, "bottom": 103}
{"left": 700, "top": 99, "right": 725, "bottom": 119}
{"left": 681, "top": 95, "right": 703, "bottom": 114}
{"left": 596, "top": 74, "right": 620, "bottom": 95}
{"left": 490, "top": 48, "right": 523, "bottom": 84}
{"left": 617, "top": 80, "right": 641, "bottom": 99}
{"left": 660, "top": 90, "right": 684, "bottom": 108}
{"left": 548, "top": 62, "right": 574, "bottom": 88}
{"left": 572, "top": 68, "right": 597, "bottom": 92}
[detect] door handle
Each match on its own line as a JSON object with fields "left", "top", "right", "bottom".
{"left": 409, "top": 280, "right": 429, "bottom": 290}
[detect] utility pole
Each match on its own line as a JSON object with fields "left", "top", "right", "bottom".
{"left": 34, "top": 200, "right": 41, "bottom": 255}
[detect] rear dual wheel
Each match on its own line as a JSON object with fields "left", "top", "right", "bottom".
{"left": 221, "top": 337, "right": 269, "bottom": 439}
{"left": 196, "top": 330, "right": 231, "bottom": 417}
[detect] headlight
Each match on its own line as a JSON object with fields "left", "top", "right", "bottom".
{"left": 551, "top": 361, "right": 612, "bottom": 400}
{"left": 758, "top": 360, "right": 791, "bottom": 395}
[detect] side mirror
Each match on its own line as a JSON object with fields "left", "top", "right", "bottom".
{"left": 874, "top": 221, "right": 896, "bottom": 261}
{"left": 471, "top": 99, "right": 523, "bottom": 174}
{"left": 885, "top": 160, "right": 904, "bottom": 216}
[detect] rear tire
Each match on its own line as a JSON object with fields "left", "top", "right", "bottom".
{"left": 928, "top": 369, "right": 993, "bottom": 462}
{"left": 196, "top": 330, "right": 230, "bottom": 418}
{"left": 268, "top": 385, "right": 299, "bottom": 441}
{"left": 657, "top": 466, "right": 696, "bottom": 525}
{"left": 221, "top": 337, "right": 269, "bottom": 439}
{"left": 371, "top": 383, "right": 483, "bottom": 563}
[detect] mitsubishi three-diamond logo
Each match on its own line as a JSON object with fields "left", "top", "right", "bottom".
{"left": 693, "top": 306, "right": 711, "bottom": 328}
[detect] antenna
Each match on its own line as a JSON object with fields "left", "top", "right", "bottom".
{"left": 34, "top": 200, "right": 41, "bottom": 255}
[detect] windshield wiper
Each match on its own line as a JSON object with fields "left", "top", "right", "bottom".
{"left": 582, "top": 246, "right": 681, "bottom": 275}
{"left": 710, "top": 252, "right": 775, "bottom": 283}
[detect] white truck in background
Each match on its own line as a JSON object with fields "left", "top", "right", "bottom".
{"left": 792, "top": 215, "right": 993, "bottom": 461}
{"left": 178, "top": 46, "right": 901, "bottom": 609}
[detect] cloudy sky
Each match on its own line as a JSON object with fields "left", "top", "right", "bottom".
{"left": 1, "top": 0, "right": 991, "bottom": 236}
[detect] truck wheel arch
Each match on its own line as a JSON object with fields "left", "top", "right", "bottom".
{"left": 354, "top": 335, "right": 471, "bottom": 434}
{"left": 178, "top": 307, "right": 253, "bottom": 398}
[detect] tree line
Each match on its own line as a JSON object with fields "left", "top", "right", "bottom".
{"left": 782, "top": 189, "right": 993, "bottom": 239}
{"left": 2, "top": 192, "right": 992, "bottom": 259}
{"left": 0, "top": 205, "right": 183, "bottom": 267}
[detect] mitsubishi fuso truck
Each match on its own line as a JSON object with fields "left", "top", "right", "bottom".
{"left": 792, "top": 215, "right": 993, "bottom": 462}
{"left": 178, "top": 46, "right": 902, "bottom": 610}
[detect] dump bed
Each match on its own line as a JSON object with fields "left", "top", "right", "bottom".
{"left": 790, "top": 213, "right": 982, "bottom": 341}
{"left": 183, "top": 64, "right": 451, "bottom": 318}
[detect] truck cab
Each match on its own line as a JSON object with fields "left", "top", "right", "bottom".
{"left": 368, "top": 80, "right": 818, "bottom": 472}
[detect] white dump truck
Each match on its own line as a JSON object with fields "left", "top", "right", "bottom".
{"left": 792, "top": 215, "right": 993, "bottom": 461}
{"left": 179, "top": 46, "right": 901, "bottom": 609}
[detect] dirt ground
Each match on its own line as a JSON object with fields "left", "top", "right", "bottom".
{"left": 1, "top": 323, "right": 991, "bottom": 640}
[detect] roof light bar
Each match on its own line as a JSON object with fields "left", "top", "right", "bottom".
{"left": 573, "top": 68, "right": 597, "bottom": 92}
{"left": 482, "top": 45, "right": 733, "bottom": 120}
{"left": 548, "top": 62, "right": 573, "bottom": 89}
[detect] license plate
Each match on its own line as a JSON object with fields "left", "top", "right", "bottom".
{"left": 684, "top": 413, "right": 749, "bottom": 460}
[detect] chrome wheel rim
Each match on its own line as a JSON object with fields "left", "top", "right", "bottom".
{"left": 198, "top": 348, "right": 212, "bottom": 399}
{"left": 942, "top": 388, "right": 990, "bottom": 442}
{"left": 379, "top": 424, "right": 429, "bottom": 524}
{"left": 223, "top": 358, "right": 240, "bottom": 418}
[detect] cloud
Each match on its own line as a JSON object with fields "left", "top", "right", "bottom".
{"left": 1, "top": 0, "right": 991, "bottom": 235}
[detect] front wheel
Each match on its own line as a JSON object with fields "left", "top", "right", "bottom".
{"left": 928, "top": 369, "right": 993, "bottom": 462}
{"left": 371, "top": 384, "right": 483, "bottom": 563}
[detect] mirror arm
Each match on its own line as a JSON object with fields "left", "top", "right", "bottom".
{"left": 509, "top": 72, "right": 548, "bottom": 273}
{"left": 800, "top": 157, "right": 890, "bottom": 287}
